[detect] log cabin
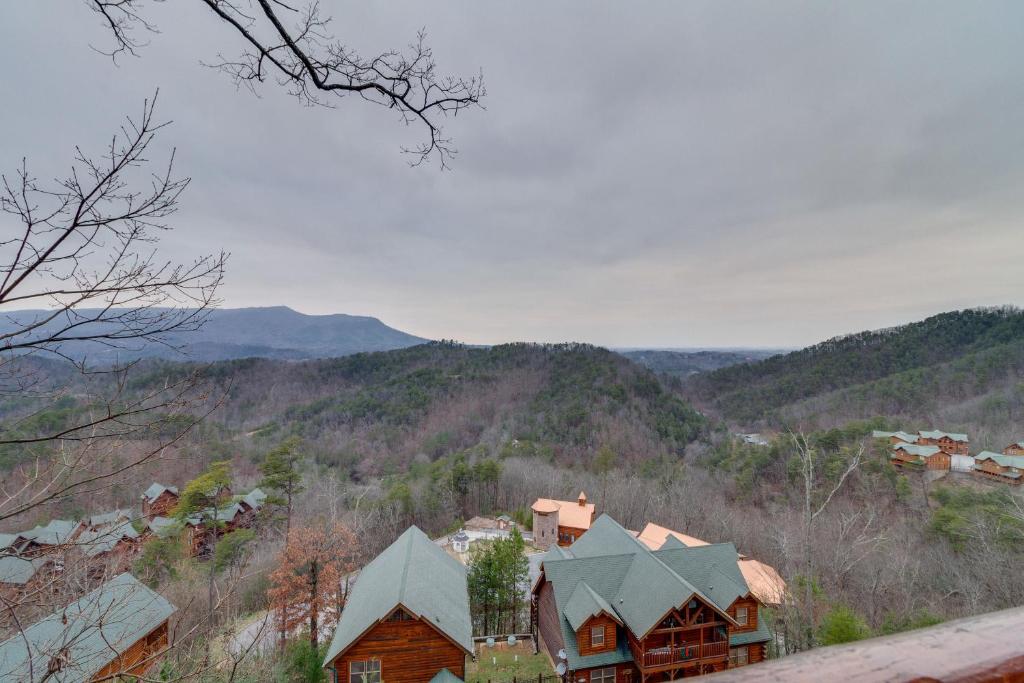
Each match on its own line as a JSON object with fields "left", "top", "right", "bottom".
{"left": 322, "top": 526, "right": 473, "bottom": 683}
{"left": 532, "top": 491, "right": 597, "bottom": 549}
{"left": 871, "top": 430, "right": 920, "bottom": 446}
{"left": 533, "top": 515, "right": 772, "bottom": 682}
{"left": 890, "top": 443, "right": 950, "bottom": 471}
{"left": 141, "top": 483, "right": 180, "bottom": 520}
{"left": 0, "top": 572, "right": 175, "bottom": 681}
{"left": 916, "top": 430, "right": 970, "bottom": 455}
{"left": 973, "top": 452, "right": 1024, "bottom": 485}
{"left": 1004, "top": 441, "right": 1024, "bottom": 457}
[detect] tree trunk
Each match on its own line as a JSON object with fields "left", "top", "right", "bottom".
{"left": 309, "top": 560, "right": 320, "bottom": 649}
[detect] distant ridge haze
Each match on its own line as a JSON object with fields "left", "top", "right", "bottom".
{"left": 0, "top": 306, "right": 430, "bottom": 362}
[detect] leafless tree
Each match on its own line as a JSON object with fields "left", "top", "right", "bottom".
{"left": 0, "top": 94, "right": 225, "bottom": 523}
{"left": 86, "top": 0, "right": 485, "bottom": 168}
{"left": 791, "top": 432, "right": 862, "bottom": 650}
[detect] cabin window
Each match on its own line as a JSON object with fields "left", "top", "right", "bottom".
{"left": 591, "top": 667, "right": 616, "bottom": 683}
{"left": 736, "top": 607, "right": 748, "bottom": 626}
{"left": 591, "top": 624, "right": 605, "bottom": 647}
{"left": 350, "top": 659, "right": 381, "bottom": 683}
{"left": 729, "top": 646, "right": 749, "bottom": 666}
{"left": 387, "top": 608, "right": 413, "bottom": 621}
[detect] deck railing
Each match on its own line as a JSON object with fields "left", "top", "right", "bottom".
{"left": 699, "top": 606, "right": 1024, "bottom": 682}
{"left": 641, "top": 640, "right": 728, "bottom": 667}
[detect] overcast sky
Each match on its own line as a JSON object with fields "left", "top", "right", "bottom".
{"left": 3, "top": 2, "right": 1023, "bottom": 348}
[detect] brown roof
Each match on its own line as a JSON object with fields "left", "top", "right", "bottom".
{"left": 531, "top": 497, "right": 596, "bottom": 529}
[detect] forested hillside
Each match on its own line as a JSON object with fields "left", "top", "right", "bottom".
{"left": 684, "top": 307, "right": 1024, "bottom": 441}
{"left": 125, "top": 342, "right": 707, "bottom": 477}
{"left": 620, "top": 349, "right": 780, "bottom": 377}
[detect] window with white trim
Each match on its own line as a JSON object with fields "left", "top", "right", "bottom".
{"left": 590, "top": 624, "right": 605, "bottom": 647}
{"left": 591, "top": 667, "right": 616, "bottom": 683}
{"left": 735, "top": 606, "right": 749, "bottom": 626}
{"left": 350, "top": 659, "right": 381, "bottom": 683}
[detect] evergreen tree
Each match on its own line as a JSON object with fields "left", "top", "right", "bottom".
{"left": 260, "top": 437, "right": 305, "bottom": 539}
{"left": 175, "top": 460, "right": 232, "bottom": 616}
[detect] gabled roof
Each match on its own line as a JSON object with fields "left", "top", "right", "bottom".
{"left": 539, "top": 515, "right": 761, "bottom": 670}
{"left": 636, "top": 522, "right": 786, "bottom": 605}
{"left": 430, "top": 668, "right": 464, "bottom": 683}
{"left": 976, "top": 451, "right": 1024, "bottom": 469}
{"left": 893, "top": 443, "right": 942, "bottom": 458}
{"left": 0, "top": 556, "right": 48, "bottom": 585}
{"left": 76, "top": 521, "right": 139, "bottom": 558}
{"left": 83, "top": 509, "right": 131, "bottom": 529}
{"left": 872, "top": 430, "right": 920, "bottom": 443}
{"left": 563, "top": 581, "right": 620, "bottom": 631}
{"left": 530, "top": 496, "right": 596, "bottom": 530}
{"left": 322, "top": 526, "right": 473, "bottom": 667}
{"left": 17, "top": 520, "right": 81, "bottom": 547}
{"left": 1006, "top": 441, "right": 1024, "bottom": 450}
{"left": 0, "top": 573, "right": 175, "bottom": 682}
{"left": 0, "top": 533, "right": 16, "bottom": 550}
{"left": 241, "top": 488, "right": 267, "bottom": 511}
{"left": 637, "top": 522, "right": 710, "bottom": 550}
{"left": 142, "top": 483, "right": 178, "bottom": 503}
{"left": 146, "top": 516, "right": 181, "bottom": 537}
{"left": 918, "top": 430, "right": 968, "bottom": 442}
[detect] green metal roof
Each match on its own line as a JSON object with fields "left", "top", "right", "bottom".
{"left": 659, "top": 534, "right": 688, "bottom": 551}
{"left": 18, "top": 519, "right": 80, "bottom": 546}
{"left": 146, "top": 516, "right": 181, "bottom": 537}
{"left": 976, "top": 451, "right": 1024, "bottom": 469}
{"left": 729, "top": 619, "right": 772, "bottom": 647}
{"left": 919, "top": 430, "right": 968, "bottom": 442}
{"left": 0, "top": 572, "right": 175, "bottom": 682}
{"left": 429, "top": 668, "right": 464, "bottom": 683}
{"left": 892, "top": 443, "right": 942, "bottom": 458}
{"left": 0, "top": 556, "right": 47, "bottom": 585}
{"left": 77, "top": 521, "right": 139, "bottom": 558}
{"left": 142, "top": 483, "right": 178, "bottom": 503}
{"left": 541, "top": 515, "right": 750, "bottom": 670}
{"left": 563, "top": 581, "right": 618, "bottom": 631}
{"left": 322, "top": 526, "right": 473, "bottom": 668}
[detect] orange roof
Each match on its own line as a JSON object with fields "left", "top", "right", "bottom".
{"left": 531, "top": 497, "right": 596, "bottom": 529}
{"left": 637, "top": 522, "right": 786, "bottom": 606}
{"left": 636, "top": 522, "right": 709, "bottom": 550}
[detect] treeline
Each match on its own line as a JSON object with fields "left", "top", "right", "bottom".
{"left": 684, "top": 306, "right": 1024, "bottom": 425}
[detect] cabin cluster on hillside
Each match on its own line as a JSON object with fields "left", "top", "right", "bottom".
{"left": 875, "top": 430, "right": 1024, "bottom": 485}
{"left": 142, "top": 482, "right": 267, "bottom": 557}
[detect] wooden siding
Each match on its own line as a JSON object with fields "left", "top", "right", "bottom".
{"left": 328, "top": 616, "right": 466, "bottom": 683}
{"left": 90, "top": 621, "right": 169, "bottom": 681}
{"left": 536, "top": 580, "right": 565, "bottom": 663}
{"left": 1004, "top": 445, "right": 1024, "bottom": 456}
{"left": 577, "top": 614, "right": 618, "bottom": 656}
{"left": 728, "top": 598, "right": 759, "bottom": 634}
{"left": 926, "top": 451, "right": 951, "bottom": 471}
{"left": 573, "top": 661, "right": 639, "bottom": 682}
{"left": 142, "top": 491, "right": 178, "bottom": 519}
{"left": 917, "top": 437, "right": 969, "bottom": 455}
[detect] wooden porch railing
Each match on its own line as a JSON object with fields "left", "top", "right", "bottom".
{"left": 641, "top": 640, "right": 728, "bottom": 667}
{"left": 699, "top": 606, "right": 1024, "bottom": 682}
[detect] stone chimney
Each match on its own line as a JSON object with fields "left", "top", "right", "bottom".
{"left": 578, "top": 491, "right": 587, "bottom": 506}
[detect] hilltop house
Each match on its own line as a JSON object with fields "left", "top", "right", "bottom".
{"left": 532, "top": 492, "right": 597, "bottom": 549}
{"left": 635, "top": 524, "right": 786, "bottom": 606}
{"left": 0, "top": 572, "right": 175, "bottom": 681}
{"left": 890, "top": 443, "right": 951, "bottom": 471}
{"left": 1004, "top": 441, "right": 1024, "bottom": 457}
{"left": 533, "top": 515, "right": 772, "bottom": 682}
{"left": 141, "top": 483, "right": 180, "bottom": 519}
{"left": 973, "top": 452, "right": 1024, "bottom": 485}
{"left": 322, "top": 526, "right": 473, "bottom": 683}
{"left": 916, "top": 430, "right": 969, "bottom": 455}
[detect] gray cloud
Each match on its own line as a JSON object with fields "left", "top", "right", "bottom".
{"left": 2, "top": 1, "right": 1022, "bottom": 348}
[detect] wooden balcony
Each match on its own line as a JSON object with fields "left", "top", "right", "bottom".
{"left": 640, "top": 641, "right": 728, "bottom": 668}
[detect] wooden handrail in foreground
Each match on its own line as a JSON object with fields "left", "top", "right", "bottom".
{"left": 702, "top": 606, "right": 1024, "bottom": 682}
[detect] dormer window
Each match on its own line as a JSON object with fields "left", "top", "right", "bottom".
{"left": 736, "top": 607, "right": 748, "bottom": 626}
{"left": 591, "top": 625, "right": 605, "bottom": 647}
